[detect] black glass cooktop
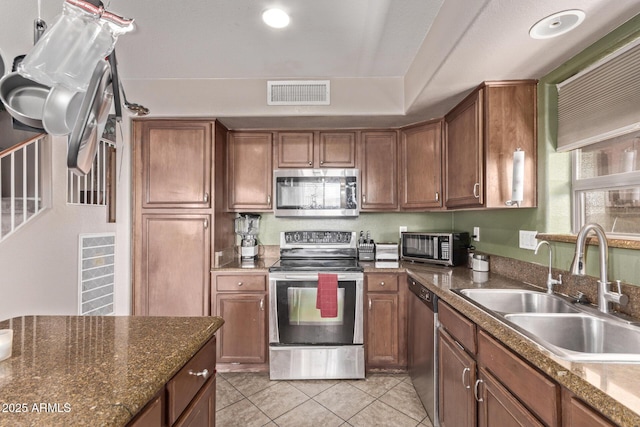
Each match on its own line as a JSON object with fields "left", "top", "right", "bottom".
{"left": 269, "top": 258, "right": 363, "bottom": 272}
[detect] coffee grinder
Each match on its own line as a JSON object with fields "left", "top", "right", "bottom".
{"left": 234, "top": 214, "right": 261, "bottom": 260}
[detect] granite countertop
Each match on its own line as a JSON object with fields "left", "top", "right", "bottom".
{"left": 211, "top": 258, "right": 406, "bottom": 273}
{"left": 212, "top": 257, "right": 279, "bottom": 272}
{"left": 405, "top": 264, "right": 640, "bottom": 427}
{"left": 0, "top": 315, "right": 224, "bottom": 427}
{"left": 212, "top": 256, "right": 640, "bottom": 424}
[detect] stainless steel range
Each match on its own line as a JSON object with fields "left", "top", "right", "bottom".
{"left": 268, "top": 231, "right": 364, "bottom": 380}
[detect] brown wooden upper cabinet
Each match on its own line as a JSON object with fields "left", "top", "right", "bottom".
{"left": 136, "top": 120, "right": 212, "bottom": 209}
{"left": 276, "top": 131, "right": 356, "bottom": 168}
{"left": 359, "top": 131, "right": 399, "bottom": 211}
{"left": 227, "top": 132, "right": 273, "bottom": 211}
{"left": 444, "top": 81, "right": 537, "bottom": 209}
{"left": 400, "top": 120, "right": 443, "bottom": 210}
{"left": 132, "top": 119, "right": 233, "bottom": 317}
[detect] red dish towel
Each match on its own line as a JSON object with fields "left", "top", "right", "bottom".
{"left": 316, "top": 273, "right": 338, "bottom": 318}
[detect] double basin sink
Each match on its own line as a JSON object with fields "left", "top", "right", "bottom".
{"left": 455, "top": 288, "right": 640, "bottom": 363}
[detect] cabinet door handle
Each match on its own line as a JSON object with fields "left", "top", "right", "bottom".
{"left": 237, "top": 282, "right": 243, "bottom": 286}
{"left": 260, "top": 298, "right": 264, "bottom": 311}
{"left": 435, "top": 192, "right": 439, "bottom": 202}
{"left": 267, "top": 194, "right": 271, "bottom": 205}
{"left": 203, "top": 219, "right": 209, "bottom": 229}
{"left": 362, "top": 194, "right": 366, "bottom": 204}
{"left": 454, "top": 340, "right": 465, "bottom": 352}
{"left": 368, "top": 298, "right": 372, "bottom": 310}
{"left": 474, "top": 379, "right": 484, "bottom": 402}
{"left": 461, "top": 367, "right": 471, "bottom": 389}
{"left": 188, "top": 368, "right": 210, "bottom": 380}
{"left": 308, "top": 161, "right": 312, "bottom": 166}
{"left": 320, "top": 160, "right": 324, "bottom": 165}
{"left": 473, "top": 183, "right": 480, "bottom": 199}
{"left": 379, "top": 281, "right": 385, "bottom": 286}
{"left": 204, "top": 192, "right": 209, "bottom": 203}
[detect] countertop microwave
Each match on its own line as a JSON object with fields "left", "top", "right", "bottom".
{"left": 400, "top": 231, "right": 470, "bottom": 266}
{"left": 273, "top": 169, "right": 359, "bottom": 217}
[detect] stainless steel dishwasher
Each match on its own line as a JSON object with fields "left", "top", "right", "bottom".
{"left": 407, "top": 275, "right": 439, "bottom": 427}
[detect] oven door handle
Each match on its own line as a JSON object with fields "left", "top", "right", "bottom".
{"left": 279, "top": 274, "right": 359, "bottom": 281}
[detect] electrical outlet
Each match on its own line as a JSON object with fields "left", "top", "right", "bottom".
{"left": 399, "top": 226, "right": 407, "bottom": 238}
{"left": 519, "top": 230, "right": 538, "bottom": 250}
{"left": 473, "top": 227, "right": 480, "bottom": 242}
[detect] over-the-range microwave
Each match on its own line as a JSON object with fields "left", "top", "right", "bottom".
{"left": 273, "top": 169, "right": 359, "bottom": 217}
{"left": 400, "top": 231, "right": 470, "bottom": 266}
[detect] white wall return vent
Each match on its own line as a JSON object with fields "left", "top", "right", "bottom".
{"left": 267, "top": 80, "right": 330, "bottom": 106}
{"left": 78, "top": 233, "right": 115, "bottom": 315}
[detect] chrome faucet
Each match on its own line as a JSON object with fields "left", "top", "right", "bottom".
{"left": 534, "top": 240, "right": 562, "bottom": 294}
{"left": 570, "top": 223, "right": 628, "bottom": 314}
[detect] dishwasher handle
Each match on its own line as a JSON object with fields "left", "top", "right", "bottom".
{"left": 462, "top": 367, "right": 471, "bottom": 389}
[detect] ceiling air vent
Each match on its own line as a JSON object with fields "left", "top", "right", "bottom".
{"left": 267, "top": 80, "right": 330, "bottom": 106}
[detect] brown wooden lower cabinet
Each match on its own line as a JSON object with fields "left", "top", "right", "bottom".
{"left": 211, "top": 273, "right": 268, "bottom": 369}
{"left": 365, "top": 273, "right": 407, "bottom": 369}
{"left": 128, "top": 393, "right": 163, "bottom": 427}
{"left": 562, "top": 389, "right": 617, "bottom": 427}
{"left": 127, "top": 337, "right": 217, "bottom": 427}
{"left": 439, "top": 300, "right": 556, "bottom": 427}
{"left": 174, "top": 376, "right": 216, "bottom": 427}
{"left": 436, "top": 299, "right": 621, "bottom": 427}
{"left": 477, "top": 367, "right": 544, "bottom": 427}
{"left": 477, "top": 330, "right": 560, "bottom": 427}
{"left": 438, "top": 328, "right": 476, "bottom": 427}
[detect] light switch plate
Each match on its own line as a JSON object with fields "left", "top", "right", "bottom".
{"left": 473, "top": 227, "right": 480, "bottom": 242}
{"left": 519, "top": 230, "right": 538, "bottom": 250}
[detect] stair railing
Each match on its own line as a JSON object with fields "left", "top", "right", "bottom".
{"left": 0, "top": 134, "right": 49, "bottom": 242}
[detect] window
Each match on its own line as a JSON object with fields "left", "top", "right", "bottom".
{"left": 556, "top": 36, "right": 640, "bottom": 238}
{"left": 572, "top": 131, "right": 640, "bottom": 237}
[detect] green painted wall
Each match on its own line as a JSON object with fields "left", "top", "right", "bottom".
{"left": 257, "top": 212, "right": 454, "bottom": 245}
{"left": 453, "top": 15, "right": 640, "bottom": 286}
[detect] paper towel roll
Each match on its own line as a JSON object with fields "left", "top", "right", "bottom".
{"left": 622, "top": 150, "right": 639, "bottom": 202}
{"left": 624, "top": 149, "right": 636, "bottom": 173}
{"left": 511, "top": 150, "right": 525, "bottom": 203}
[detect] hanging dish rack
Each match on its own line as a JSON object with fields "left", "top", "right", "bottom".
{"left": 0, "top": 0, "right": 148, "bottom": 176}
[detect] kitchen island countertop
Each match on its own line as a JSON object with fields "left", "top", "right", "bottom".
{"left": 0, "top": 315, "right": 224, "bottom": 427}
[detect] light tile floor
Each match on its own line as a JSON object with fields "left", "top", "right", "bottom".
{"left": 216, "top": 372, "right": 435, "bottom": 427}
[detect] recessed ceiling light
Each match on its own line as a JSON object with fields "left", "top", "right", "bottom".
{"left": 529, "top": 9, "right": 586, "bottom": 39}
{"left": 262, "top": 8, "right": 290, "bottom": 29}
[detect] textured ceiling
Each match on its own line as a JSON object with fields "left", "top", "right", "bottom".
{"left": 111, "top": 0, "right": 444, "bottom": 79}
{"left": 2, "top": 0, "right": 640, "bottom": 128}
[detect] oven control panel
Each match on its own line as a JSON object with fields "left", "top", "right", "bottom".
{"left": 283, "top": 231, "right": 354, "bottom": 245}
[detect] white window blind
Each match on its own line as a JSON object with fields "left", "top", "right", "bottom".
{"left": 557, "top": 37, "right": 640, "bottom": 152}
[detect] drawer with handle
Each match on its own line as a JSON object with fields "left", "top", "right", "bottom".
{"left": 216, "top": 274, "right": 266, "bottom": 292}
{"left": 166, "top": 337, "right": 216, "bottom": 425}
{"left": 366, "top": 273, "right": 399, "bottom": 292}
{"left": 439, "top": 300, "right": 477, "bottom": 354}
